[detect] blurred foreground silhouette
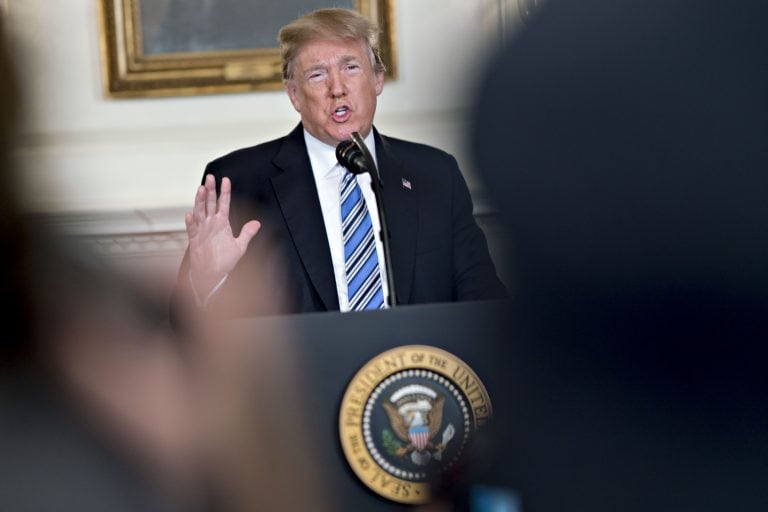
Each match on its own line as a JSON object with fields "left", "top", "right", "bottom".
{"left": 461, "top": 0, "right": 768, "bottom": 511}
{"left": 0, "top": 21, "right": 329, "bottom": 512}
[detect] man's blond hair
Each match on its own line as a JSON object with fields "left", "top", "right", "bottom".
{"left": 278, "top": 8, "right": 385, "bottom": 81}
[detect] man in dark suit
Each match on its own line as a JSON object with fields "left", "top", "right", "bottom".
{"left": 178, "top": 8, "right": 506, "bottom": 316}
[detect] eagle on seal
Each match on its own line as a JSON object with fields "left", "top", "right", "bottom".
{"left": 382, "top": 384, "right": 449, "bottom": 465}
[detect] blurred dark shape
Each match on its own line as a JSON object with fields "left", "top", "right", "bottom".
{"left": 0, "top": 235, "right": 202, "bottom": 511}
{"left": 464, "top": 0, "right": 768, "bottom": 511}
{"left": 0, "top": 18, "right": 196, "bottom": 510}
{"left": 0, "top": 20, "right": 329, "bottom": 511}
{"left": 0, "top": 12, "right": 34, "bottom": 369}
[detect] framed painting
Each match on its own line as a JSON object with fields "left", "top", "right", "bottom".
{"left": 98, "top": 0, "right": 396, "bottom": 98}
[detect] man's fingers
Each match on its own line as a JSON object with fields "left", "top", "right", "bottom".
{"left": 184, "top": 212, "right": 198, "bottom": 238}
{"left": 205, "top": 174, "right": 217, "bottom": 217}
{"left": 236, "top": 220, "right": 262, "bottom": 249}
{"left": 193, "top": 185, "right": 206, "bottom": 222}
{"left": 219, "top": 177, "right": 231, "bottom": 215}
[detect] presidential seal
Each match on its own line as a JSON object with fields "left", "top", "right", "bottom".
{"left": 339, "top": 345, "right": 492, "bottom": 504}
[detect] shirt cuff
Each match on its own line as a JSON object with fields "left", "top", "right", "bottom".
{"left": 189, "top": 271, "right": 228, "bottom": 308}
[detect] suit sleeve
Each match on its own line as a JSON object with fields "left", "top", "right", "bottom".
{"left": 449, "top": 157, "right": 509, "bottom": 301}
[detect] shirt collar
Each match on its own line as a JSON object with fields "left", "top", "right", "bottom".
{"left": 303, "top": 128, "right": 377, "bottom": 179}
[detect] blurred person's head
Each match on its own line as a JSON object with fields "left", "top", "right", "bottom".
{"left": 466, "top": 0, "right": 768, "bottom": 510}
{"left": 0, "top": 23, "right": 202, "bottom": 507}
{"left": 472, "top": 0, "right": 768, "bottom": 316}
{"left": 279, "top": 8, "right": 385, "bottom": 147}
{"left": 0, "top": 16, "right": 330, "bottom": 512}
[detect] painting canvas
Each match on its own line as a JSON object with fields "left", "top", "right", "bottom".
{"left": 140, "top": 0, "right": 355, "bottom": 54}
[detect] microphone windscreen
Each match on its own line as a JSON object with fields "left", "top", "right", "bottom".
{"left": 336, "top": 140, "right": 367, "bottom": 175}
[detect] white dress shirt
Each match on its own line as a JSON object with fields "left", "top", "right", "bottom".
{"left": 304, "top": 129, "right": 390, "bottom": 312}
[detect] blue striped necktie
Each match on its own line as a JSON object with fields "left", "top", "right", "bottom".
{"left": 340, "top": 169, "right": 384, "bottom": 311}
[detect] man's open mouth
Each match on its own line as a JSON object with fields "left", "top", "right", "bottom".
{"left": 332, "top": 106, "right": 351, "bottom": 122}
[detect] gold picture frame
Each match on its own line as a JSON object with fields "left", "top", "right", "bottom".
{"left": 98, "top": 0, "right": 397, "bottom": 98}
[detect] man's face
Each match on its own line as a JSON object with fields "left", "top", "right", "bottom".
{"left": 286, "top": 38, "right": 384, "bottom": 147}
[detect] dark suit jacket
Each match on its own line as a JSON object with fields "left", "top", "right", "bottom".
{"left": 179, "top": 124, "right": 506, "bottom": 316}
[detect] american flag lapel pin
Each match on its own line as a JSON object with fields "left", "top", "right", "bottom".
{"left": 401, "top": 177, "right": 412, "bottom": 190}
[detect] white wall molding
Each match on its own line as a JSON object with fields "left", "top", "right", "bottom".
{"left": 36, "top": 204, "right": 510, "bottom": 291}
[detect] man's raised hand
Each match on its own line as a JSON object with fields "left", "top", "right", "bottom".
{"left": 185, "top": 175, "right": 261, "bottom": 296}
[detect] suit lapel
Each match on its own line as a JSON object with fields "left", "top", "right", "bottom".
{"left": 375, "top": 130, "right": 418, "bottom": 304}
{"left": 271, "top": 125, "right": 339, "bottom": 311}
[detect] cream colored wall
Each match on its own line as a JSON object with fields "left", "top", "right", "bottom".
{"left": 7, "top": 0, "right": 519, "bottom": 215}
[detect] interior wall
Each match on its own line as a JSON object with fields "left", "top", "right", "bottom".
{"left": 6, "top": 0, "right": 518, "bottom": 214}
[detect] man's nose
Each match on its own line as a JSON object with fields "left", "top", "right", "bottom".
{"left": 328, "top": 70, "right": 346, "bottom": 97}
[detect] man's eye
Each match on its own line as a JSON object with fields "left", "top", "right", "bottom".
{"left": 308, "top": 72, "right": 325, "bottom": 83}
{"left": 345, "top": 64, "right": 360, "bottom": 72}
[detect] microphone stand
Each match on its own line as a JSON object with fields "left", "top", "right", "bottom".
{"left": 349, "top": 132, "right": 398, "bottom": 308}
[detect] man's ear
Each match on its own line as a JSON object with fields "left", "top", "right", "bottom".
{"left": 374, "top": 71, "right": 384, "bottom": 96}
{"left": 286, "top": 82, "right": 302, "bottom": 112}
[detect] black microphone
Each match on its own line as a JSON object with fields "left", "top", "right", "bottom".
{"left": 335, "top": 139, "right": 368, "bottom": 175}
